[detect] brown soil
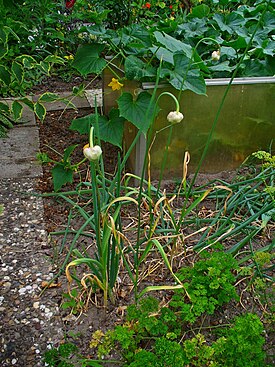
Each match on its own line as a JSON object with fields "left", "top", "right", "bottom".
{"left": 30, "top": 74, "right": 102, "bottom": 95}
{"left": 36, "top": 81, "right": 274, "bottom": 365}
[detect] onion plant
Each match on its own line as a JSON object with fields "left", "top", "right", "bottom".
{"left": 39, "top": 0, "right": 274, "bottom": 308}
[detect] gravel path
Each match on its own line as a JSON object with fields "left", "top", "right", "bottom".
{"left": 0, "top": 178, "right": 64, "bottom": 366}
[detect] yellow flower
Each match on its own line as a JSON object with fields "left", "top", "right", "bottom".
{"left": 108, "top": 78, "right": 124, "bottom": 91}
{"left": 64, "top": 55, "right": 74, "bottom": 60}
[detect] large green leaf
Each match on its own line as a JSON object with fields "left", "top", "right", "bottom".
{"left": 150, "top": 46, "right": 174, "bottom": 65}
{"left": 72, "top": 44, "right": 107, "bottom": 76}
{"left": 262, "top": 40, "right": 275, "bottom": 57}
{"left": 124, "top": 55, "right": 156, "bottom": 80}
{"left": 265, "top": 55, "right": 275, "bottom": 75}
{"left": 95, "top": 108, "right": 125, "bottom": 148}
{"left": 241, "top": 59, "right": 268, "bottom": 77}
{"left": 213, "top": 13, "right": 245, "bottom": 34}
{"left": 190, "top": 4, "right": 210, "bottom": 18}
{"left": 262, "top": 12, "right": 275, "bottom": 33}
{"left": 154, "top": 31, "right": 192, "bottom": 58}
{"left": 178, "top": 18, "right": 208, "bottom": 38}
{"left": 70, "top": 114, "right": 105, "bottom": 135}
{"left": 52, "top": 164, "right": 74, "bottom": 192}
{"left": 223, "top": 36, "right": 248, "bottom": 50}
{"left": 117, "top": 91, "right": 157, "bottom": 133}
{"left": 168, "top": 54, "right": 206, "bottom": 95}
{"left": 208, "top": 61, "right": 234, "bottom": 72}
{"left": 70, "top": 109, "right": 125, "bottom": 148}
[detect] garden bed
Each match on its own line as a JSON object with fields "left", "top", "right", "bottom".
{"left": 37, "top": 104, "right": 274, "bottom": 366}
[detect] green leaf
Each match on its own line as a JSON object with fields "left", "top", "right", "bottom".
{"left": 262, "top": 40, "right": 275, "bottom": 56}
{"left": 220, "top": 46, "right": 237, "bottom": 60}
{"left": 0, "top": 28, "right": 8, "bottom": 59}
{"left": 0, "top": 28, "right": 8, "bottom": 44}
{"left": 190, "top": 4, "right": 210, "bottom": 18}
{"left": 241, "top": 59, "right": 267, "bottom": 77}
{"left": 44, "top": 54, "right": 65, "bottom": 65}
{"left": 0, "top": 64, "right": 11, "bottom": 85}
{"left": 262, "top": 12, "right": 275, "bottom": 33}
{"left": 15, "top": 55, "right": 37, "bottom": 69}
{"left": 20, "top": 97, "right": 34, "bottom": 111}
{"left": 38, "top": 61, "right": 50, "bottom": 75}
{"left": 223, "top": 36, "right": 247, "bottom": 49}
{"left": 117, "top": 91, "right": 157, "bottom": 133}
{"left": 213, "top": 13, "right": 245, "bottom": 34}
{"left": 154, "top": 31, "right": 192, "bottom": 58}
{"left": 150, "top": 46, "right": 174, "bottom": 65}
{"left": 34, "top": 102, "right": 46, "bottom": 121}
{"left": 208, "top": 61, "right": 234, "bottom": 72}
{"left": 72, "top": 44, "right": 107, "bottom": 76}
{"left": 0, "top": 113, "right": 13, "bottom": 129}
{"left": 70, "top": 109, "right": 125, "bottom": 148}
{"left": 70, "top": 114, "right": 101, "bottom": 135}
{"left": 51, "top": 164, "right": 74, "bottom": 192}
{"left": 265, "top": 55, "right": 275, "bottom": 75}
{"left": 0, "top": 102, "right": 9, "bottom": 113}
{"left": 125, "top": 55, "right": 156, "bottom": 80}
{"left": 11, "top": 101, "right": 23, "bottom": 120}
{"left": 168, "top": 53, "right": 206, "bottom": 95}
{"left": 94, "top": 108, "right": 125, "bottom": 148}
{"left": 11, "top": 61, "right": 24, "bottom": 84}
{"left": 39, "top": 92, "right": 60, "bottom": 103}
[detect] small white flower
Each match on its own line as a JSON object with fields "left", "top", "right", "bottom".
{"left": 83, "top": 144, "right": 102, "bottom": 161}
{"left": 167, "top": 111, "right": 184, "bottom": 124}
{"left": 211, "top": 50, "right": 220, "bottom": 61}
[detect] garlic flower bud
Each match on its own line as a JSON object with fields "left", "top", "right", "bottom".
{"left": 167, "top": 111, "right": 184, "bottom": 124}
{"left": 83, "top": 144, "right": 102, "bottom": 161}
{"left": 211, "top": 50, "right": 220, "bottom": 61}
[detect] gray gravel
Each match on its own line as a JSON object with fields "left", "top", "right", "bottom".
{"left": 0, "top": 178, "right": 64, "bottom": 366}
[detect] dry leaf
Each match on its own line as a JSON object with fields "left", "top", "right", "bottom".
{"left": 41, "top": 281, "right": 61, "bottom": 289}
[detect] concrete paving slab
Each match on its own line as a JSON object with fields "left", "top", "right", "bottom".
{"left": 0, "top": 126, "right": 40, "bottom": 160}
{"left": 0, "top": 125, "right": 41, "bottom": 179}
{"left": 85, "top": 89, "right": 102, "bottom": 107}
{"left": 32, "top": 89, "right": 102, "bottom": 111}
{"left": 0, "top": 159, "right": 41, "bottom": 179}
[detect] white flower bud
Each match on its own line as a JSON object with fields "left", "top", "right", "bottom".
{"left": 211, "top": 50, "right": 220, "bottom": 61}
{"left": 167, "top": 111, "right": 184, "bottom": 124}
{"left": 83, "top": 145, "right": 102, "bottom": 161}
